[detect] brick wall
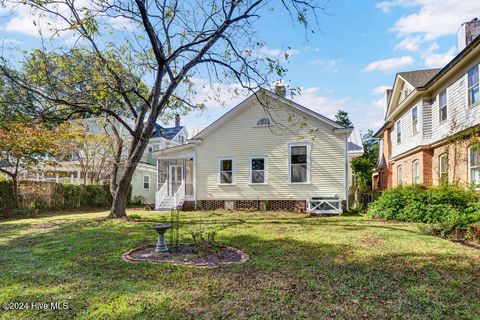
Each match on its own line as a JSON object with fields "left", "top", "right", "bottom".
{"left": 432, "top": 137, "right": 473, "bottom": 185}
{"left": 191, "top": 200, "right": 307, "bottom": 213}
{"left": 392, "top": 150, "right": 433, "bottom": 187}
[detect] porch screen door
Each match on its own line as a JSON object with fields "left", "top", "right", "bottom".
{"left": 170, "top": 165, "right": 183, "bottom": 195}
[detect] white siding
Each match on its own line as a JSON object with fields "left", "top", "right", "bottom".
{"left": 391, "top": 60, "right": 480, "bottom": 158}
{"left": 194, "top": 99, "right": 347, "bottom": 201}
{"left": 391, "top": 100, "right": 424, "bottom": 158}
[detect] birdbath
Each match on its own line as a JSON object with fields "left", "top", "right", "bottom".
{"left": 151, "top": 223, "right": 173, "bottom": 253}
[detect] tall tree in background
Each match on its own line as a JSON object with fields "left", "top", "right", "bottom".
{"left": 0, "top": 122, "right": 71, "bottom": 207}
{"left": 0, "top": 0, "right": 324, "bottom": 218}
{"left": 351, "top": 130, "right": 379, "bottom": 206}
{"left": 335, "top": 110, "right": 353, "bottom": 128}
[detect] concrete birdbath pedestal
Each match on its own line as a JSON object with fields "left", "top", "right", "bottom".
{"left": 151, "top": 223, "right": 173, "bottom": 253}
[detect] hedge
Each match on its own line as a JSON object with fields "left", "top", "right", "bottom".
{"left": 0, "top": 180, "right": 16, "bottom": 215}
{"left": 367, "top": 184, "right": 480, "bottom": 233}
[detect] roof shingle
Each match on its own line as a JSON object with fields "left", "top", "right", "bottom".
{"left": 398, "top": 68, "right": 442, "bottom": 88}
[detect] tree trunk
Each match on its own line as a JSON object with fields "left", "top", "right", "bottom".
{"left": 12, "top": 174, "right": 19, "bottom": 209}
{"left": 109, "top": 162, "right": 137, "bottom": 218}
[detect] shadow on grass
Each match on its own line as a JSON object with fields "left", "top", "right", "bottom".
{"left": 0, "top": 214, "right": 479, "bottom": 319}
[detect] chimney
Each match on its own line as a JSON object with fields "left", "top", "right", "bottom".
{"left": 274, "top": 85, "right": 287, "bottom": 97}
{"left": 458, "top": 18, "right": 480, "bottom": 51}
{"left": 175, "top": 114, "right": 180, "bottom": 127}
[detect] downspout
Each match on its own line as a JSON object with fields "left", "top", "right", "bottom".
{"left": 344, "top": 135, "right": 349, "bottom": 213}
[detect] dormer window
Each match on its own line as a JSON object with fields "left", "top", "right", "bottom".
{"left": 255, "top": 117, "right": 270, "bottom": 127}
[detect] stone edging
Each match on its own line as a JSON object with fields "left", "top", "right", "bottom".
{"left": 122, "top": 244, "right": 249, "bottom": 269}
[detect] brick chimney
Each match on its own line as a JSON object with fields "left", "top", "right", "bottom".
{"left": 175, "top": 114, "right": 180, "bottom": 127}
{"left": 458, "top": 18, "right": 480, "bottom": 51}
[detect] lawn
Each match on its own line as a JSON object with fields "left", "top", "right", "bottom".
{"left": 1, "top": 210, "right": 479, "bottom": 319}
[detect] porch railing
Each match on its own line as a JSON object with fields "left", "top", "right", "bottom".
{"left": 155, "top": 182, "right": 168, "bottom": 209}
{"left": 173, "top": 180, "right": 185, "bottom": 209}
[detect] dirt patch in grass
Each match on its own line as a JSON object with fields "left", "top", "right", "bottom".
{"left": 359, "top": 236, "right": 384, "bottom": 246}
{"left": 123, "top": 244, "right": 249, "bottom": 268}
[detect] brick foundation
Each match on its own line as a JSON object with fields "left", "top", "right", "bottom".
{"left": 187, "top": 200, "right": 307, "bottom": 213}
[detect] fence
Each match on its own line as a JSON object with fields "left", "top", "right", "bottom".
{"left": 348, "top": 192, "right": 380, "bottom": 209}
{"left": 0, "top": 180, "right": 123, "bottom": 217}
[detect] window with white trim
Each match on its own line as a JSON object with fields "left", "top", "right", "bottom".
{"left": 219, "top": 158, "right": 234, "bottom": 184}
{"left": 250, "top": 157, "right": 266, "bottom": 184}
{"left": 439, "top": 90, "right": 447, "bottom": 122}
{"left": 468, "top": 65, "right": 479, "bottom": 106}
{"left": 255, "top": 117, "right": 270, "bottom": 126}
{"left": 147, "top": 145, "right": 153, "bottom": 153}
{"left": 469, "top": 146, "right": 479, "bottom": 187}
{"left": 439, "top": 153, "right": 448, "bottom": 183}
{"left": 412, "top": 160, "right": 420, "bottom": 184}
{"left": 396, "top": 120, "right": 402, "bottom": 144}
{"left": 397, "top": 166, "right": 403, "bottom": 186}
{"left": 289, "top": 144, "right": 309, "bottom": 183}
{"left": 412, "top": 106, "right": 418, "bottom": 134}
{"left": 143, "top": 175, "right": 150, "bottom": 189}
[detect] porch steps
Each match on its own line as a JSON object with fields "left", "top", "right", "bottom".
{"left": 156, "top": 196, "right": 184, "bottom": 211}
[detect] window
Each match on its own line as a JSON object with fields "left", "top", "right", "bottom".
{"left": 396, "top": 120, "right": 402, "bottom": 144}
{"left": 439, "top": 154, "right": 448, "bottom": 183}
{"left": 219, "top": 158, "right": 234, "bottom": 184}
{"left": 439, "top": 90, "right": 448, "bottom": 122}
{"left": 468, "top": 65, "right": 479, "bottom": 106}
{"left": 178, "top": 135, "right": 185, "bottom": 144}
{"left": 256, "top": 117, "right": 270, "bottom": 126}
{"left": 250, "top": 157, "right": 266, "bottom": 184}
{"left": 397, "top": 166, "right": 403, "bottom": 186}
{"left": 412, "top": 161, "right": 420, "bottom": 184}
{"left": 147, "top": 145, "right": 153, "bottom": 153}
{"left": 412, "top": 107, "right": 418, "bottom": 134}
{"left": 289, "top": 144, "right": 309, "bottom": 183}
{"left": 143, "top": 175, "right": 150, "bottom": 189}
{"left": 469, "top": 146, "right": 479, "bottom": 187}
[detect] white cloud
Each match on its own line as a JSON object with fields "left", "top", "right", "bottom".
{"left": 378, "top": 0, "right": 480, "bottom": 41}
{"left": 372, "top": 85, "right": 391, "bottom": 95}
{"left": 291, "top": 87, "right": 350, "bottom": 118}
{"left": 422, "top": 43, "right": 456, "bottom": 68}
{"left": 363, "top": 56, "right": 414, "bottom": 72}
{"left": 395, "top": 36, "right": 422, "bottom": 52}
{"left": 376, "top": 0, "right": 416, "bottom": 13}
{"left": 311, "top": 58, "right": 342, "bottom": 73}
{"left": 188, "top": 78, "right": 249, "bottom": 109}
{"left": 243, "top": 46, "right": 300, "bottom": 61}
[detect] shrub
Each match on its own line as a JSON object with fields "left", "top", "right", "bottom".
{"left": 0, "top": 180, "right": 16, "bottom": 217}
{"left": 367, "top": 184, "right": 480, "bottom": 233}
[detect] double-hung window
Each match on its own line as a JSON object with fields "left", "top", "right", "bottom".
{"left": 250, "top": 157, "right": 266, "bottom": 184}
{"left": 289, "top": 144, "right": 309, "bottom": 183}
{"left": 143, "top": 175, "right": 150, "bottom": 189}
{"left": 469, "top": 146, "right": 480, "bottom": 187}
{"left": 397, "top": 166, "right": 403, "bottom": 186}
{"left": 439, "top": 153, "right": 448, "bottom": 183}
{"left": 412, "top": 107, "right": 418, "bottom": 134}
{"left": 468, "top": 65, "right": 479, "bottom": 106}
{"left": 439, "top": 90, "right": 448, "bottom": 122}
{"left": 219, "top": 158, "right": 234, "bottom": 184}
{"left": 412, "top": 161, "right": 420, "bottom": 184}
{"left": 396, "top": 120, "right": 402, "bottom": 144}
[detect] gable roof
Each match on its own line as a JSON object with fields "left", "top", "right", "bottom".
{"left": 347, "top": 127, "right": 364, "bottom": 156}
{"left": 152, "top": 124, "right": 185, "bottom": 140}
{"left": 192, "top": 89, "right": 345, "bottom": 140}
{"left": 398, "top": 68, "right": 442, "bottom": 88}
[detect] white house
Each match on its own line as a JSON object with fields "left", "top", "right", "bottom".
{"left": 154, "top": 89, "right": 363, "bottom": 214}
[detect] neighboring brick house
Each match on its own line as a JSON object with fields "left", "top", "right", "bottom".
{"left": 373, "top": 18, "right": 480, "bottom": 190}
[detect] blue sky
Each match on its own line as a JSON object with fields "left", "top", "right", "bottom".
{"left": 1, "top": 0, "right": 480, "bottom": 134}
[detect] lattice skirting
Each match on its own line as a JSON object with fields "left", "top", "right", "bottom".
{"left": 182, "top": 200, "right": 307, "bottom": 213}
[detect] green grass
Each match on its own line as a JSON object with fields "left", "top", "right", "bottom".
{"left": 1, "top": 210, "right": 480, "bottom": 319}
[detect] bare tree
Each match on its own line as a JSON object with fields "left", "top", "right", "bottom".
{"left": 0, "top": 0, "right": 324, "bottom": 218}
